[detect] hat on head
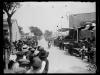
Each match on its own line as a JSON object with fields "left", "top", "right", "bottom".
{"left": 22, "top": 44, "right": 28, "bottom": 48}
{"left": 22, "top": 49, "right": 29, "bottom": 53}
{"left": 38, "top": 46, "right": 44, "bottom": 51}
{"left": 18, "top": 58, "right": 30, "bottom": 64}
{"left": 30, "top": 48, "right": 35, "bottom": 51}
{"left": 28, "top": 47, "right": 32, "bottom": 51}
{"left": 32, "top": 57, "right": 42, "bottom": 68}
{"left": 12, "top": 51, "right": 19, "bottom": 55}
{"left": 39, "top": 51, "right": 49, "bottom": 60}
{"left": 16, "top": 51, "right": 24, "bottom": 56}
{"left": 22, "top": 45, "right": 29, "bottom": 52}
{"left": 34, "top": 46, "right": 37, "bottom": 50}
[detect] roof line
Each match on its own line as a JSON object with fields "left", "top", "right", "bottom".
{"left": 69, "top": 12, "right": 96, "bottom": 16}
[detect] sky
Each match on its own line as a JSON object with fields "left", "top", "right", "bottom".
{"left": 4, "top": 2, "right": 96, "bottom": 33}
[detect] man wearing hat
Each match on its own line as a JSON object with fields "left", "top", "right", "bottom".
{"left": 12, "top": 49, "right": 31, "bottom": 73}
{"left": 8, "top": 51, "right": 18, "bottom": 69}
{"left": 15, "top": 44, "right": 29, "bottom": 63}
{"left": 22, "top": 44, "right": 29, "bottom": 52}
{"left": 38, "top": 49, "right": 49, "bottom": 73}
{"left": 25, "top": 47, "right": 35, "bottom": 61}
{"left": 26, "top": 46, "right": 49, "bottom": 73}
{"left": 12, "top": 62, "right": 27, "bottom": 73}
{"left": 34, "top": 47, "right": 40, "bottom": 56}
{"left": 38, "top": 50, "right": 48, "bottom": 60}
{"left": 12, "top": 58, "right": 30, "bottom": 73}
{"left": 21, "top": 44, "right": 30, "bottom": 59}
{"left": 26, "top": 56, "right": 46, "bottom": 73}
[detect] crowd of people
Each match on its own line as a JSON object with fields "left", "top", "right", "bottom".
{"left": 3, "top": 29, "right": 96, "bottom": 73}
{"left": 4, "top": 38, "right": 49, "bottom": 73}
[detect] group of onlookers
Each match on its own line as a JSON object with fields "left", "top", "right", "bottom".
{"left": 4, "top": 38, "right": 49, "bottom": 73}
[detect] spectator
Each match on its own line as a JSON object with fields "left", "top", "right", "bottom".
{"left": 80, "top": 46, "right": 88, "bottom": 60}
{"left": 12, "top": 61, "right": 27, "bottom": 73}
{"left": 38, "top": 50, "right": 49, "bottom": 73}
{"left": 26, "top": 56, "right": 43, "bottom": 73}
{"left": 48, "top": 41, "right": 51, "bottom": 48}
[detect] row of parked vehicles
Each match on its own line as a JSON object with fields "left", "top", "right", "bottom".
{"left": 54, "top": 36, "right": 96, "bottom": 64}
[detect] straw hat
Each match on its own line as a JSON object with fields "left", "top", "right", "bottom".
{"left": 39, "top": 50, "right": 49, "bottom": 60}
{"left": 23, "top": 45, "right": 28, "bottom": 48}
{"left": 30, "top": 48, "right": 35, "bottom": 51}
{"left": 38, "top": 46, "right": 44, "bottom": 51}
{"left": 22, "top": 49, "right": 29, "bottom": 53}
{"left": 18, "top": 59, "right": 30, "bottom": 64}
{"left": 22, "top": 45, "right": 29, "bottom": 52}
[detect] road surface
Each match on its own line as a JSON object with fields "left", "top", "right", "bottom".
{"left": 38, "top": 38, "right": 92, "bottom": 73}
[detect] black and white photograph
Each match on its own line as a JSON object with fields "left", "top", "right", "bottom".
{"left": 3, "top": 1, "right": 96, "bottom": 73}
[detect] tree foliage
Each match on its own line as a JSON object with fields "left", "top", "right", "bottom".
{"left": 3, "top": 2, "right": 20, "bottom": 42}
{"left": 44, "top": 30, "right": 52, "bottom": 41}
{"left": 44, "top": 30, "right": 52, "bottom": 37}
{"left": 29, "top": 26, "right": 43, "bottom": 36}
{"left": 18, "top": 26, "right": 25, "bottom": 35}
{"left": 3, "top": 2, "right": 20, "bottom": 16}
{"left": 3, "top": 2, "right": 20, "bottom": 70}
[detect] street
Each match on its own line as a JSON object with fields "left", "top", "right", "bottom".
{"left": 38, "top": 38, "right": 91, "bottom": 73}
{"left": 3, "top": 2, "right": 96, "bottom": 74}
{"left": 4, "top": 38, "right": 95, "bottom": 73}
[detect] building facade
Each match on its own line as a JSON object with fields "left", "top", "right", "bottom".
{"left": 66, "top": 12, "right": 96, "bottom": 42}
{"left": 69, "top": 12, "right": 96, "bottom": 28}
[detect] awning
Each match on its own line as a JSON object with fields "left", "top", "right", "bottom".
{"left": 58, "top": 28, "right": 74, "bottom": 32}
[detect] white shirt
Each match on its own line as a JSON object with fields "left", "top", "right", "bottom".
{"left": 23, "top": 55, "right": 27, "bottom": 60}
{"left": 34, "top": 49, "right": 39, "bottom": 55}
{"left": 12, "top": 62, "right": 26, "bottom": 73}
{"left": 38, "top": 61, "right": 46, "bottom": 73}
{"left": 9, "top": 54, "right": 17, "bottom": 62}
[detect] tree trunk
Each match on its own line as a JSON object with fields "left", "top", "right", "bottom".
{"left": 7, "top": 16, "right": 12, "bottom": 45}
{"left": 5, "top": 49, "right": 8, "bottom": 70}
{"left": 5, "top": 15, "right": 12, "bottom": 70}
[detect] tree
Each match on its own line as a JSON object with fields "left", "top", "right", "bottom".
{"left": 18, "top": 26, "right": 25, "bottom": 35}
{"left": 3, "top": 2, "right": 20, "bottom": 70}
{"left": 44, "top": 30, "right": 52, "bottom": 41}
{"left": 29, "top": 26, "right": 43, "bottom": 36}
{"left": 3, "top": 2, "right": 20, "bottom": 46}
